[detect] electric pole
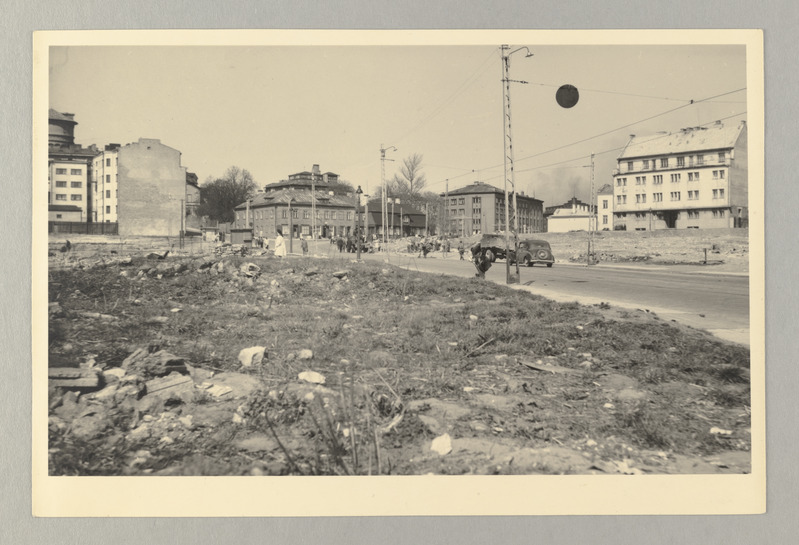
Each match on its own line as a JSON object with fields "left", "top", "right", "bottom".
{"left": 380, "top": 144, "right": 396, "bottom": 247}
{"left": 501, "top": 44, "right": 532, "bottom": 284}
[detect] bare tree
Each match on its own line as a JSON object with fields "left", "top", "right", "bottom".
{"left": 391, "top": 153, "right": 427, "bottom": 199}
{"left": 196, "top": 166, "right": 258, "bottom": 223}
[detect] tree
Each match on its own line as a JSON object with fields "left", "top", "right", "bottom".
{"left": 196, "top": 166, "right": 258, "bottom": 223}
{"left": 391, "top": 153, "right": 427, "bottom": 199}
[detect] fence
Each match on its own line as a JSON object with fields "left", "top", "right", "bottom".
{"left": 49, "top": 221, "right": 119, "bottom": 235}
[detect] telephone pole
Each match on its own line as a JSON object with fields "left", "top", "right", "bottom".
{"left": 380, "top": 144, "right": 396, "bottom": 247}
{"left": 501, "top": 44, "right": 532, "bottom": 284}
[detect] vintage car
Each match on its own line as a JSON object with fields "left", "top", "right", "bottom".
{"left": 509, "top": 239, "right": 555, "bottom": 267}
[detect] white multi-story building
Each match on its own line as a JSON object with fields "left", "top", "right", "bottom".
{"left": 596, "top": 184, "right": 614, "bottom": 231}
{"left": 91, "top": 144, "right": 121, "bottom": 223}
{"left": 612, "top": 120, "right": 747, "bottom": 230}
{"left": 48, "top": 109, "right": 96, "bottom": 221}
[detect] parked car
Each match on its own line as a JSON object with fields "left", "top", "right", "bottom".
{"left": 509, "top": 239, "right": 555, "bottom": 267}
{"left": 478, "top": 234, "right": 511, "bottom": 261}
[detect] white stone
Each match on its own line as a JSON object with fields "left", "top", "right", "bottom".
{"left": 298, "top": 371, "right": 325, "bottom": 385}
{"left": 430, "top": 433, "right": 452, "bottom": 456}
{"left": 297, "top": 349, "right": 314, "bottom": 360}
{"left": 238, "top": 346, "right": 266, "bottom": 367}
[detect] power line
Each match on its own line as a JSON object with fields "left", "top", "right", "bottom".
{"left": 425, "top": 87, "right": 747, "bottom": 190}
{"left": 525, "top": 82, "right": 747, "bottom": 103}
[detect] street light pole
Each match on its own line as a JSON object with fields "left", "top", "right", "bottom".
{"left": 288, "top": 197, "right": 294, "bottom": 254}
{"left": 501, "top": 44, "right": 532, "bottom": 284}
{"left": 356, "top": 186, "right": 363, "bottom": 260}
{"left": 380, "top": 144, "right": 396, "bottom": 247}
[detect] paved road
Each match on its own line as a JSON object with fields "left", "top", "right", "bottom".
{"left": 351, "top": 250, "right": 751, "bottom": 346}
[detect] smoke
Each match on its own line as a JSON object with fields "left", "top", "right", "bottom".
{"left": 523, "top": 166, "right": 589, "bottom": 208}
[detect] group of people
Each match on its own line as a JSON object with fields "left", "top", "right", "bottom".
{"left": 331, "top": 234, "right": 368, "bottom": 254}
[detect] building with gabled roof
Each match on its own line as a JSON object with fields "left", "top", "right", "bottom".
{"left": 612, "top": 120, "right": 747, "bottom": 230}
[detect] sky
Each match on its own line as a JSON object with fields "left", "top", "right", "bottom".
{"left": 49, "top": 42, "right": 747, "bottom": 208}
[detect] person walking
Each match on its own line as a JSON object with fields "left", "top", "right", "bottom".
{"left": 301, "top": 238, "right": 309, "bottom": 256}
{"left": 274, "top": 230, "right": 287, "bottom": 258}
{"left": 458, "top": 240, "right": 465, "bottom": 260}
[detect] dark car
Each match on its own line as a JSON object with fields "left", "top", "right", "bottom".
{"left": 509, "top": 239, "right": 555, "bottom": 267}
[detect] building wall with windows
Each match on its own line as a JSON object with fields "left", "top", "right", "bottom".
{"left": 441, "top": 181, "right": 544, "bottom": 237}
{"left": 545, "top": 197, "right": 594, "bottom": 233}
{"left": 91, "top": 145, "right": 120, "bottom": 223}
{"left": 596, "top": 184, "right": 614, "bottom": 231}
{"left": 48, "top": 109, "right": 95, "bottom": 221}
{"left": 612, "top": 121, "right": 747, "bottom": 230}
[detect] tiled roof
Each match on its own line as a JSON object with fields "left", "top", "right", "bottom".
{"left": 235, "top": 188, "right": 357, "bottom": 210}
{"left": 597, "top": 184, "right": 613, "bottom": 195}
{"left": 443, "top": 181, "right": 542, "bottom": 202}
{"left": 618, "top": 122, "right": 745, "bottom": 160}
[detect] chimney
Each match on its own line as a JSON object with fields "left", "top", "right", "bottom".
{"left": 312, "top": 164, "right": 321, "bottom": 175}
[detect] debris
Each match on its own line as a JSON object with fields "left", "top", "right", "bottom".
{"left": 466, "top": 337, "right": 496, "bottom": 357}
{"left": 469, "top": 315, "right": 478, "bottom": 321}
{"left": 144, "top": 373, "right": 194, "bottom": 398}
{"left": 297, "top": 349, "right": 314, "bottom": 360}
{"left": 709, "top": 427, "right": 733, "bottom": 436}
{"left": 239, "top": 262, "right": 261, "bottom": 277}
{"left": 463, "top": 387, "right": 476, "bottom": 393}
{"left": 430, "top": 433, "right": 452, "bottom": 455}
{"left": 48, "top": 367, "right": 102, "bottom": 390}
{"left": 586, "top": 439, "right": 598, "bottom": 447}
{"left": 298, "top": 371, "right": 325, "bottom": 385}
{"left": 238, "top": 346, "right": 266, "bottom": 367}
{"left": 331, "top": 270, "right": 350, "bottom": 279}
{"left": 418, "top": 415, "right": 444, "bottom": 434}
{"left": 145, "top": 316, "right": 169, "bottom": 324}
{"left": 170, "top": 308, "right": 182, "bottom": 313}
{"left": 603, "top": 403, "right": 615, "bottom": 409}
{"left": 519, "top": 359, "right": 578, "bottom": 375}
{"left": 205, "top": 384, "right": 233, "bottom": 398}
{"left": 122, "top": 349, "right": 188, "bottom": 378}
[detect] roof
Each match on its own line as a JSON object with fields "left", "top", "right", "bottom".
{"left": 618, "top": 121, "right": 746, "bottom": 160}
{"left": 49, "top": 204, "right": 82, "bottom": 212}
{"left": 365, "top": 201, "right": 424, "bottom": 216}
{"left": 443, "top": 181, "right": 542, "bottom": 203}
{"left": 597, "top": 184, "right": 613, "bottom": 195}
{"left": 49, "top": 109, "right": 77, "bottom": 123}
{"left": 234, "top": 188, "right": 357, "bottom": 210}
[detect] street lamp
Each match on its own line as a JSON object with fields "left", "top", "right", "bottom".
{"left": 355, "top": 185, "right": 363, "bottom": 260}
{"left": 501, "top": 44, "right": 533, "bottom": 284}
{"left": 380, "top": 144, "right": 397, "bottom": 246}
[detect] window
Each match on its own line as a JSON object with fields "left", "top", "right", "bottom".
{"left": 718, "top": 152, "right": 726, "bottom": 162}
{"left": 472, "top": 197, "right": 481, "bottom": 204}
{"left": 70, "top": 168, "right": 82, "bottom": 175}
{"left": 458, "top": 198, "right": 465, "bottom": 205}
{"left": 55, "top": 194, "right": 66, "bottom": 201}
{"left": 56, "top": 214, "right": 62, "bottom": 219}
{"left": 636, "top": 194, "right": 646, "bottom": 204}
{"left": 670, "top": 173, "right": 681, "bottom": 183}
{"left": 688, "top": 190, "right": 698, "bottom": 200}
{"left": 617, "top": 195, "right": 622, "bottom": 205}
{"left": 347, "top": 211, "right": 353, "bottom": 221}
{"left": 719, "top": 170, "right": 725, "bottom": 179}
{"left": 653, "top": 192, "right": 663, "bottom": 202}
{"left": 670, "top": 191, "right": 681, "bottom": 201}
{"left": 451, "top": 198, "right": 457, "bottom": 205}
{"left": 643, "top": 160, "right": 650, "bottom": 169}
{"left": 56, "top": 181, "right": 67, "bottom": 187}
{"left": 106, "top": 190, "right": 111, "bottom": 198}
{"left": 106, "top": 175, "right": 110, "bottom": 184}
{"left": 694, "top": 171, "right": 699, "bottom": 180}
{"left": 660, "top": 158, "right": 668, "bottom": 168}
{"left": 676, "top": 156, "right": 685, "bottom": 167}
{"left": 602, "top": 199, "right": 608, "bottom": 209}
{"left": 106, "top": 158, "right": 111, "bottom": 167}
{"left": 622, "top": 195, "right": 627, "bottom": 204}
{"left": 283, "top": 210, "right": 289, "bottom": 219}
{"left": 106, "top": 205, "right": 111, "bottom": 213}
{"left": 627, "top": 161, "right": 633, "bottom": 171}
{"left": 602, "top": 215, "right": 608, "bottom": 225}
{"left": 719, "top": 209, "right": 725, "bottom": 217}
{"left": 291, "top": 209, "right": 298, "bottom": 219}
{"left": 56, "top": 168, "right": 67, "bottom": 175}
{"left": 303, "top": 210, "right": 310, "bottom": 219}
{"left": 71, "top": 181, "right": 82, "bottom": 188}
{"left": 635, "top": 176, "right": 642, "bottom": 185}
{"left": 71, "top": 194, "right": 82, "bottom": 201}
{"left": 653, "top": 175, "right": 663, "bottom": 184}
{"left": 713, "top": 170, "right": 719, "bottom": 179}
{"left": 696, "top": 155, "right": 704, "bottom": 165}
{"left": 688, "top": 172, "right": 693, "bottom": 181}
{"left": 688, "top": 210, "right": 699, "bottom": 219}
{"left": 719, "top": 188, "right": 725, "bottom": 198}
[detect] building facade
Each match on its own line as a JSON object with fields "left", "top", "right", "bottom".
{"left": 596, "top": 184, "right": 614, "bottom": 231}
{"left": 92, "top": 139, "right": 189, "bottom": 236}
{"left": 48, "top": 109, "right": 96, "bottom": 222}
{"left": 612, "top": 121, "right": 748, "bottom": 230}
{"left": 441, "top": 181, "right": 544, "bottom": 237}
{"left": 544, "top": 197, "right": 595, "bottom": 233}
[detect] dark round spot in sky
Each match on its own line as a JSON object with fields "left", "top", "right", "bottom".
{"left": 556, "top": 84, "right": 579, "bottom": 108}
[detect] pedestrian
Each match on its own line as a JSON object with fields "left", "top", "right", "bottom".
{"left": 301, "top": 238, "right": 308, "bottom": 256}
{"left": 274, "top": 230, "right": 287, "bottom": 258}
{"left": 336, "top": 236, "right": 345, "bottom": 253}
{"left": 458, "top": 240, "right": 465, "bottom": 260}
{"left": 471, "top": 241, "right": 493, "bottom": 279}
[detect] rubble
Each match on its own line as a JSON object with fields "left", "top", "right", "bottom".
{"left": 48, "top": 367, "right": 102, "bottom": 390}
{"left": 121, "top": 348, "right": 188, "bottom": 378}
{"left": 238, "top": 346, "right": 266, "bottom": 367}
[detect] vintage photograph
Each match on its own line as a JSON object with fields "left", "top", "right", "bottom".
{"left": 35, "top": 30, "right": 764, "bottom": 515}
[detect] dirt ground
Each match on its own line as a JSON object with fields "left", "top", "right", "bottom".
{"left": 46, "top": 232, "right": 751, "bottom": 476}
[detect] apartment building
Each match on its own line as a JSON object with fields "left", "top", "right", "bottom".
{"left": 612, "top": 121, "right": 747, "bottom": 230}
{"left": 48, "top": 109, "right": 96, "bottom": 221}
{"left": 92, "top": 138, "right": 188, "bottom": 236}
{"left": 597, "top": 184, "right": 614, "bottom": 231}
{"left": 545, "top": 197, "right": 594, "bottom": 233}
{"left": 441, "top": 181, "right": 544, "bottom": 237}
